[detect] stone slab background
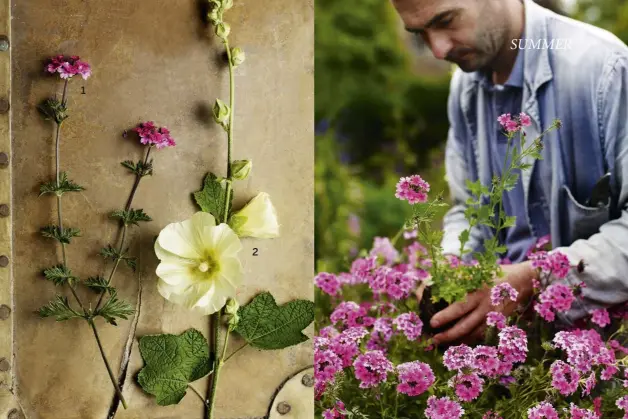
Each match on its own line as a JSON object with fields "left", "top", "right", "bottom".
{"left": 6, "top": 0, "right": 313, "bottom": 418}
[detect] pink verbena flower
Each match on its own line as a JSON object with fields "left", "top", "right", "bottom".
{"left": 550, "top": 360, "right": 580, "bottom": 396}
{"left": 314, "top": 272, "right": 342, "bottom": 296}
{"left": 527, "top": 402, "right": 559, "bottom": 419}
{"left": 349, "top": 256, "right": 376, "bottom": 284}
{"left": 425, "top": 396, "right": 465, "bottom": 419}
{"left": 483, "top": 411, "right": 503, "bottom": 419}
{"left": 403, "top": 229, "right": 418, "bottom": 239}
{"left": 330, "top": 301, "right": 374, "bottom": 329}
{"left": 568, "top": 405, "right": 600, "bottom": 419}
{"left": 591, "top": 308, "right": 611, "bottom": 328}
{"left": 443, "top": 344, "right": 474, "bottom": 371}
{"left": 132, "top": 121, "right": 176, "bottom": 148}
{"left": 395, "top": 175, "right": 430, "bottom": 204}
{"left": 330, "top": 327, "right": 368, "bottom": 368}
{"left": 369, "top": 237, "right": 399, "bottom": 265}
{"left": 498, "top": 326, "right": 528, "bottom": 364}
{"left": 318, "top": 326, "right": 339, "bottom": 339}
{"left": 393, "top": 312, "right": 423, "bottom": 341}
{"left": 353, "top": 350, "right": 394, "bottom": 388}
{"left": 534, "top": 301, "right": 556, "bottom": 322}
{"left": 617, "top": 395, "right": 628, "bottom": 417}
{"left": 473, "top": 346, "right": 501, "bottom": 377}
{"left": 535, "top": 283, "right": 575, "bottom": 321}
{"left": 601, "top": 364, "right": 618, "bottom": 380}
{"left": 490, "top": 283, "right": 519, "bottom": 306}
{"left": 486, "top": 311, "right": 508, "bottom": 329}
{"left": 396, "top": 361, "right": 435, "bottom": 396}
{"left": 385, "top": 270, "right": 418, "bottom": 300}
{"left": 519, "top": 112, "right": 532, "bottom": 127}
{"left": 322, "top": 400, "right": 346, "bottom": 419}
{"left": 582, "top": 372, "right": 596, "bottom": 397}
{"left": 315, "top": 347, "right": 343, "bottom": 395}
{"left": 449, "top": 371, "right": 484, "bottom": 402}
{"left": 46, "top": 55, "right": 92, "bottom": 80}
{"left": 497, "top": 113, "right": 519, "bottom": 132}
{"left": 372, "top": 317, "right": 394, "bottom": 342}
{"left": 553, "top": 329, "right": 616, "bottom": 374}
{"left": 530, "top": 251, "right": 571, "bottom": 278}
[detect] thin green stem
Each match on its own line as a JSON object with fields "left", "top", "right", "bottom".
{"left": 224, "top": 342, "right": 248, "bottom": 363}
{"left": 207, "top": 33, "right": 236, "bottom": 419}
{"left": 89, "top": 319, "right": 128, "bottom": 409}
{"left": 390, "top": 226, "right": 404, "bottom": 246}
{"left": 188, "top": 384, "right": 209, "bottom": 407}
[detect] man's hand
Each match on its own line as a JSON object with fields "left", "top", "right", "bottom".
{"left": 425, "top": 261, "right": 536, "bottom": 345}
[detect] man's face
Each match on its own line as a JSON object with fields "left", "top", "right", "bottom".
{"left": 391, "top": 0, "right": 510, "bottom": 72}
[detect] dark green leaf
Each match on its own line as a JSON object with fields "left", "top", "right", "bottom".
{"left": 110, "top": 209, "right": 152, "bottom": 226}
{"left": 43, "top": 264, "right": 77, "bottom": 286}
{"left": 234, "top": 292, "right": 314, "bottom": 350}
{"left": 84, "top": 276, "right": 115, "bottom": 295}
{"left": 137, "top": 329, "right": 213, "bottom": 406}
{"left": 94, "top": 290, "right": 134, "bottom": 325}
{"left": 38, "top": 295, "right": 84, "bottom": 321}
{"left": 38, "top": 97, "right": 68, "bottom": 124}
{"left": 39, "top": 172, "right": 84, "bottom": 196}
{"left": 193, "top": 172, "right": 233, "bottom": 221}
{"left": 41, "top": 225, "right": 81, "bottom": 244}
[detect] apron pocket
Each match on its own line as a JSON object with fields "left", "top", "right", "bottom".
{"left": 562, "top": 184, "right": 610, "bottom": 242}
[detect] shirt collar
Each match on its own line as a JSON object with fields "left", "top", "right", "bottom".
{"left": 473, "top": 30, "right": 526, "bottom": 90}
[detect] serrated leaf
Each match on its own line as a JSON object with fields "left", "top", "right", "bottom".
{"left": 84, "top": 276, "right": 115, "bottom": 295}
{"left": 502, "top": 215, "right": 517, "bottom": 228}
{"left": 41, "top": 225, "right": 81, "bottom": 244}
{"left": 43, "top": 264, "right": 77, "bottom": 286}
{"left": 193, "top": 172, "right": 233, "bottom": 221}
{"left": 137, "top": 329, "right": 213, "bottom": 406}
{"left": 94, "top": 290, "right": 134, "bottom": 325}
{"left": 38, "top": 295, "right": 84, "bottom": 321}
{"left": 234, "top": 292, "right": 314, "bottom": 350}
{"left": 110, "top": 209, "right": 152, "bottom": 226}
{"left": 39, "top": 172, "right": 84, "bottom": 196}
{"left": 99, "top": 244, "right": 120, "bottom": 260}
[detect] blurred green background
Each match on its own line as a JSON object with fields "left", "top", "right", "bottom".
{"left": 314, "top": 0, "right": 628, "bottom": 275}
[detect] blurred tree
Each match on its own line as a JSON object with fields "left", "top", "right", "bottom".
{"left": 572, "top": 0, "right": 628, "bottom": 44}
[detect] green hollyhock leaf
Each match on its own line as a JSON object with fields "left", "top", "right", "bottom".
{"left": 234, "top": 292, "right": 314, "bottom": 350}
{"left": 193, "top": 172, "right": 233, "bottom": 221}
{"left": 137, "top": 329, "right": 213, "bottom": 406}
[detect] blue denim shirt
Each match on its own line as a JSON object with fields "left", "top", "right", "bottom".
{"left": 441, "top": 0, "right": 628, "bottom": 323}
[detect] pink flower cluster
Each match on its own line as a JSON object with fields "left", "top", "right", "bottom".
{"left": 322, "top": 400, "right": 346, "bottom": 419}
{"left": 132, "top": 121, "right": 176, "bottom": 149}
{"left": 367, "top": 265, "right": 420, "bottom": 300}
{"left": 369, "top": 237, "right": 399, "bottom": 264}
{"left": 395, "top": 174, "right": 430, "bottom": 204}
{"left": 315, "top": 272, "right": 342, "bottom": 296}
{"left": 45, "top": 55, "right": 91, "bottom": 80}
{"left": 425, "top": 396, "right": 464, "bottom": 419}
{"left": 490, "top": 283, "right": 519, "bottom": 306}
{"left": 552, "top": 329, "right": 618, "bottom": 376}
{"left": 535, "top": 283, "right": 576, "bottom": 322}
{"left": 330, "top": 302, "right": 375, "bottom": 329}
{"left": 498, "top": 112, "right": 532, "bottom": 132}
{"left": 486, "top": 311, "right": 507, "bottom": 329}
{"left": 393, "top": 312, "right": 423, "bottom": 341}
{"left": 353, "top": 350, "right": 394, "bottom": 388}
{"left": 396, "top": 361, "right": 435, "bottom": 396}
{"left": 529, "top": 250, "right": 571, "bottom": 278}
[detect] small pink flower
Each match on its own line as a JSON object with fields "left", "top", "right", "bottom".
{"left": 550, "top": 360, "right": 580, "bottom": 396}
{"left": 46, "top": 55, "right": 92, "bottom": 80}
{"left": 393, "top": 312, "right": 423, "bottom": 341}
{"left": 582, "top": 372, "right": 596, "bottom": 397}
{"left": 322, "top": 400, "right": 346, "bottom": 419}
{"left": 353, "top": 350, "right": 394, "bottom": 388}
{"left": 473, "top": 346, "right": 501, "bottom": 377}
{"left": 425, "top": 396, "right": 465, "bottom": 419}
{"left": 483, "top": 411, "right": 503, "bottom": 419}
{"left": 568, "top": 404, "right": 600, "bottom": 419}
{"left": 369, "top": 237, "right": 399, "bottom": 265}
{"left": 315, "top": 272, "right": 342, "bottom": 296}
{"left": 498, "top": 326, "right": 528, "bottom": 364}
{"left": 486, "top": 311, "right": 507, "bottom": 329}
{"left": 449, "top": 371, "right": 483, "bottom": 402}
{"left": 490, "top": 283, "right": 519, "bottom": 306}
{"left": 527, "top": 402, "right": 559, "bottom": 419}
{"left": 591, "top": 308, "right": 611, "bottom": 328}
{"left": 396, "top": 361, "right": 435, "bottom": 396}
{"left": 395, "top": 175, "right": 430, "bottom": 204}
{"left": 132, "top": 121, "right": 176, "bottom": 149}
{"left": 519, "top": 112, "right": 532, "bottom": 127}
{"left": 617, "top": 395, "right": 628, "bottom": 412}
{"left": 443, "top": 344, "right": 474, "bottom": 371}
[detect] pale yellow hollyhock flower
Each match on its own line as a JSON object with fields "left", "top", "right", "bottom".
{"left": 228, "top": 192, "right": 280, "bottom": 238}
{"left": 154, "top": 211, "right": 243, "bottom": 315}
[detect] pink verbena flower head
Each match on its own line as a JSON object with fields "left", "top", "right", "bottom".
{"left": 568, "top": 405, "right": 600, "bottom": 419}
{"left": 396, "top": 361, "right": 435, "bottom": 396}
{"left": 443, "top": 344, "right": 474, "bottom": 371}
{"left": 498, "top": 112, "right": 532, "bottom": 133}
{"left": 353, "top": 350, "right": 394, "bottom": 388}
{"left": 449, "top": 371, "right": 484, "bottom": 402}
{"left": 403, "top": 229, "right": 418, "bottom": 239}
{"left": 591, "top": 308, "right": 611, "bottom": 328}
{"left": 385, "top": 270, "right": 418, "bottom": 300}
{"left": 349, "top": 256, "right": 376, "bottom": 284}
{"left": 372, "top": 317, "right": 394, "bottom": 342}
{"left": 315, "top": 272, "right": 342, "bottom": 296}
{"left": 527, "top": 402, "right": 559, "bottom": 419}
{"left": 425, "top": 396, "right": 465, "bottom": 419}
{"left": 601, "top": 364, "right": 618, "bottom": 380}
{"left": 369, "top": 237, "right": 399, "bottom": 265}
{"left": 46, "top": 55, "right": 92, "bottom": 80}
{"left": 322, "top": 400, "right": 346, "bottom": 419}
{"left": 498, "top": 326, "right": 528, "bottom": 364}
{"left": 617, "top": 395, "right": 628, "bottom": 416}
{"left": 550, "top": 360, "right": 580, "bottom": 396}
{"left": 330, "top": 327, "right": 368, "bottom": 368}
{"left": 530, "top": 250, "right": 571, "bottom": 278}
{"left": 490, "top": 283, "right": 519, "bottom": 306}
{"left": 487, "top": 312, "right": 508, "bottom": 329}
{"left": 582, "top": 372, "right": 596, "bottom": 397}
{"left": 315, "top": 347, "right": 343, "bottom": 390}
{"left": 473, "top": 346, "right": 501, "bottom": 377}
{"left": 319, "top": 326, "right": 339, "bottom": 339}
{"left": 536, "top": 284, "right": 576, "bottom": 321}
{"left": 132, "top": 121, "right": 176, "bottom": 149}
{"left": 483, "top": 411, "right": 503, "bottom": 419}
{"left": 393, "top": 312, "right": 423, "bottom": 341}
{"left": 330, "top": 301, "right": 373, "bottom": 329}
{"left": 395, "top": 175, "right": 430, "bottom": 204}
{"left": 553, "top": 329, "right": 615, "bottom": 374}
{"left": 519, "top": 112, "right": 532, "bottom": 127}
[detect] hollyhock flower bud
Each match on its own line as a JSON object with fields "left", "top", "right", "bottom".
{"left": 213, "top": 98, "right": 230, "bottom": 125}
{"left": 228, "top": 192, "right": 280, "bottom": 238}
{"left": 231, "top": 47, "right": 246, "bottom": 66}
{"left": 231, "top": 159, "right": 252, "bottom": 180}
{"left": 216, "top": 22, "right": 231, "bottom": 39}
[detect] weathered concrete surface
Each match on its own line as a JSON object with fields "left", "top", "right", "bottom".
{"left": 9, "top": 1, "right": 313, "bottom": 418}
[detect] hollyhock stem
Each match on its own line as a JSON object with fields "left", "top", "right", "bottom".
{"left": 207, "top": 32, "right": 236, "bottom": 419}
